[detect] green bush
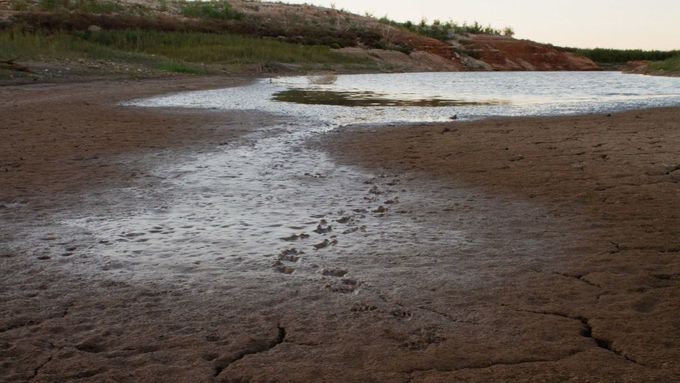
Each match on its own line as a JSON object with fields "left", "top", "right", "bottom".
{"left": 562, "top": 47, "right": 680, "bottom": 64}
{"left": 378, "top": 17, "right": 508, "bottom": 41}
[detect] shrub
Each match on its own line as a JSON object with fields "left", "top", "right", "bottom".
{"left": 562, "top": 47, "right": 680, "bottom": 64}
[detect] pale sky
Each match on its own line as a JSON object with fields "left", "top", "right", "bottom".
{"left": 284, "top": 0, "right": 680, "bottom": 50}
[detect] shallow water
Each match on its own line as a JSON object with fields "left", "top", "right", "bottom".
{"left": 130, "top": 71, "right": 680, "bottom": 125}
{"left": 15, "top": 72, "right": 680, "bottom": 281}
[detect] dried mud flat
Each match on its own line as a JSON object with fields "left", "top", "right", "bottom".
{"left": 1, "top": 78, "right": 679, "bottom": 383}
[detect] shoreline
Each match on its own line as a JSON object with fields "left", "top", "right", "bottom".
{"left": 1, "top": 77, "right": 679, "bottom": 382}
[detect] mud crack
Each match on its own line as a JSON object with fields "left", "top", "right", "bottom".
{"left": 405, "top": 352, "right": 582, "bottom": 382}
{"left": 506, "top": 307, "right": 646, "bottom": 367}
{"left": 609, "top": 241, "right": 680, "bottom": 254}
{"left": 0, "top": 302, "right": 73, "bottom": 334}
{"left": 29, "top": 356, "right": 52, "bottom": 381}
{"left": 213, "top": 325, "right": 286, "bottom": 377}
{"left": 552, "top": 271, "right": 601, "bottom": 289}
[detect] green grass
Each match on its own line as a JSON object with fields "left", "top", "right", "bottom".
{"left": 37, "top": 0, "right": 124, "bottom": 13}
{"left": 157, "top": 61, "right": 206, "bottom": 74}
{"left": 78, "top": 29, "right": 369, "bottom": 65}
{"left": 649, "top": 55, "right": 680, "bottom": 73}
{"left": 0, "top": 28, "right": 372, "bottom": 74}
{"left": 179, "top": 1, "right": 243, "bottom": 21}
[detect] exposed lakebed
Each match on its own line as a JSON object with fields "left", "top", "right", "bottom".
{"left": 14, "top": 72, "right": 680, "bottom": 281}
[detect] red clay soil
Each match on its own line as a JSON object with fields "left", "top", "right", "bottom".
{"left": 463, "top": 35, "right": 600, "bottom": 71}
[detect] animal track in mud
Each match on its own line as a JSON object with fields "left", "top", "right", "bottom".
{"left": 401, "top": 327, "right": 447, "bottom": 350}
{"left": 313, "top": 239, "right": 337, "bottom": 250}
{"left": 341, "top": 226, "right": 366, "bottom": 235}
{"left": 325, "top": 278, "right": 359, "bottom": 294}
{"left": 272, "top": 261, "right": 295, "bottom": 274}
{"left": 278, "top": 248, "right": 302, "bottom": 262}
{"left": 280, "top": 233, "right": 310, "bottom": 242}
{"left": 336, "top": 216, "right": 351, "bottom": 224}
{"left": 313, "top": 223, "right": 332, "bottom": 234}
{"left": 351, "top": 303, "right": 378, "bottom": 312}
{"left": 322, "top": 268, "right": 348, "bottom": 277}
{"left": 391, "top": 308, "right": 413, "bottom": 319}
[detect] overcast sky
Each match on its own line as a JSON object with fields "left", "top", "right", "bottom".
{"left": 284, "top": 0, "right": 680, "bottom": 50}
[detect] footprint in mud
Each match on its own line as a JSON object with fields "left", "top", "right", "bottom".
{"left": 313, "top": 239, "right": 337, "bottom": 250}
{"left": 281, "top": 233, "right": 310, "bottom": 242}
{"left": 278, "top": 248, "right": 303, "bottom": 262}
{"left": 391, "top": 308, "right": 413, "bottom": 319}
{"left": 149, "top": 226, "right": 165, "bottom": 234}
{"left": 322, "top": 268, "right": 347, "bottom": 277}
{"left": 368, "top": 185, "right": 384, "bottom": 195}
{"left": 336, "top": 216, "right": 351, "bottom": 224}
{"left": 313, "top": 223, "right": 332, "bottom": 234}
{"left": 351, "top": 303, "right": 378, "bottom": 312}
{"left": 272, "top": 260, "right": 295, "bottom": 274}
{"left": 402, "top": 328, "right": 446, "bottom": 350}
{"left": 325, "top": 278, "right": 359, "bottom": 294}
{"left": 342, "top": 226, "right": 366, "bottom": 235}
{"left": 121, "top": 232, "right": 146, "bottom": 239}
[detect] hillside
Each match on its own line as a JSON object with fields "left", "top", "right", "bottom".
{"left": 0, "top": 0, "right": 600, "bottom": 82}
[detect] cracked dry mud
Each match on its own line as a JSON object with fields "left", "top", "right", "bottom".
{"left": 1, "top": 79, "right": 679, "bottom": 382}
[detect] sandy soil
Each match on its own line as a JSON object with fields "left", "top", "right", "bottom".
{"left": 1, "top": 79, "right": 679, "bottom": 382}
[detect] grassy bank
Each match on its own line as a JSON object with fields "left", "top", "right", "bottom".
{"left": 0, "top": 28, "right": 374, "bottom": 79}
{"left": 648, "top": 55, "right": 680, "bottom": 74}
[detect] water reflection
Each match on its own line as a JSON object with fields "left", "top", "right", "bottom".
{"left": 273, "top": 89, "right": 506, "bottom": 107}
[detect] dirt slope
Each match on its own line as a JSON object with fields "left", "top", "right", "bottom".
{"left": 0, "top": 0, "right": 600, "bottom": 73}
{"left": 458, "top": 35, "right": 600, "bottom": 71}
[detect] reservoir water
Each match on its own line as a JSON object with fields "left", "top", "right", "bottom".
{"left": 130, "top": 71, "right": 680, "bottom": 125}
